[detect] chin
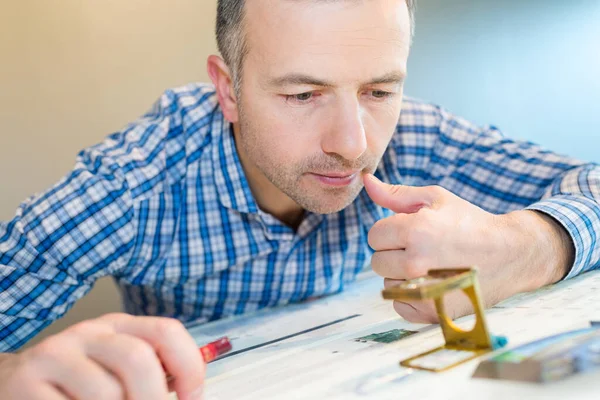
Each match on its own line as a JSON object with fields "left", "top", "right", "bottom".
{"left": 298, "top": 189, "right": 361, "bottom": 215}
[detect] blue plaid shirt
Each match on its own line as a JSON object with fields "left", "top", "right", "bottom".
{"left": 1, "top": 83, "right": 599, "bottom": 351}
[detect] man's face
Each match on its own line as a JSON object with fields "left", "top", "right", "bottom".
{"left": 235, "top": 0, "right": 411, "bottom": 214}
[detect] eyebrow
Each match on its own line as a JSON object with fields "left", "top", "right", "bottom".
{"left": 369, "top": 72, "right": 406, "bottom": 85}
{"left": 266, "top": 71, "right": 406, "bottom": 88}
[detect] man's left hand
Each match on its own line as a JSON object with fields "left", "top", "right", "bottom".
{"left": 363, "top": 173, "right": 574, "bottom": 323}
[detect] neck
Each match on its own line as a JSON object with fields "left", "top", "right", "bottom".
{"left": 231, "top": 123, "right": 305, "bottom": 230}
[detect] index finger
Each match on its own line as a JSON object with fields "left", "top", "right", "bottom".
{"left": 99, "top": 314, "right": 205, "bottom": 399}
{"left": 368, "top": 213, "right": 414, "bottom": 251}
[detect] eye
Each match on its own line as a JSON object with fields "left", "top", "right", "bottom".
{"left": 286, "top": 92, "right": 314, "bottom": 103}
{"left": 371, "top": 90, "right": 393, "bottom": 99}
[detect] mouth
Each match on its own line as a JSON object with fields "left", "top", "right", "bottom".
{"left": 308, "top": 171, "right": 360, "bottom": 187}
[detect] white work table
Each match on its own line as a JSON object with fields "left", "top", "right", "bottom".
{"left": 182, "top": 270, "right": 600, "bottom": 399}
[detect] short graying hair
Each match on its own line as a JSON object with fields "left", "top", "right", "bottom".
{"left": 216, "top": 0, "right": 416, "bottom": 94}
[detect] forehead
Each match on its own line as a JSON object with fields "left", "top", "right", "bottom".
{"left": 243, "top": 0, "right": 411, "bottom": 83}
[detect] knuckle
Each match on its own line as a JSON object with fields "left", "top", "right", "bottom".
{"left": 404, "top": 258, "right": 428, "bottom": 279}
{"left": 391, "top": 223, "right": 405, "bottom": 248}
{"left": 368, "top": 220, "right": 387, "bottom": 250}
{"left": 94, "top": 381, "right": 124, "bottom": 400}
{"left": 367, "top": 228, "right": 378, "bottom": 249}
{"left": 370, "top": 252, "right": 385, "bottom": 274}
{"left": 121, "top": 340, "right": 156, "bottom": 371}
{"left": 428, "top": 185, "right": 445, "bottom": 198}
{"left": 100, "top": 312, "right": 131, "bottom": 324}
{"left": 11, "top": 361, "right": 37, "bottom": 385}
{"left": 155, "top": 318, "right": 187, "bottom": 340}
{"left": 30, "top": 336, "right": 69, "bottom": 362}
{"left": 66, "top": 320, "right": 101, "bottom": 336}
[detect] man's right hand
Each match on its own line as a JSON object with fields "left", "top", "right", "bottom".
{"left": 0, "top": 313, "right": 205, "bottom": 400}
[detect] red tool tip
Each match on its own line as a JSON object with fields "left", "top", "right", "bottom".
{"left": 200, "top": 337, "right": 232, "bottom": 363}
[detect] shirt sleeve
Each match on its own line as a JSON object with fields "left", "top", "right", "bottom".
{"left": 0, "top": 147, "right": 138, "bottom": 351}
{"left": 392, "top": 99, "right": 600, "bottom": 280}
{"left": 0, "top": 84, "right": 210, "bottom": 352}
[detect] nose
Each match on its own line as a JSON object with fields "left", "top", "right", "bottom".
{"left": 321, "top": 96, "right": 367, "bottom": 161}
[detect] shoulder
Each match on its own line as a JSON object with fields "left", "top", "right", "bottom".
{"left": 78, "top": 83, "right": 220, "bottom": 203}
{"left": 390, "top": 96, "right": 494, "bottom": 154}
{"left": 397, "top": 96, "right": 494, "bottom": 142}
{"left": 378, "top": 97, "right": 492, "bottom": 185}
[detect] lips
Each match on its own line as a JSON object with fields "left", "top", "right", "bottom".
{"left": 313, "top": 171, "right": 358, "bottom": 179}
{"left": 309, "top": 171, "right": 360, "bottom": 187}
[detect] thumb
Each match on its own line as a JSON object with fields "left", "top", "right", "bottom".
{"left": 363, "top": 173, "right": 432, "bottom": 214}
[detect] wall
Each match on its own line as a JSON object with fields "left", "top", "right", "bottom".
{"left": 406, "top": 0, "right": 600, "bottom": 162}
{"left": 0, "top": 0, "right": 218, "bottom": 346}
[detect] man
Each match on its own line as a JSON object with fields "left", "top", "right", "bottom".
{"left": 1, "top": 0, "right": 599, "bottom": 398}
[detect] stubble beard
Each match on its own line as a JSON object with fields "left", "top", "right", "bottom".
{"left": 236, "top": 108, "right": 380, "bottom": 215}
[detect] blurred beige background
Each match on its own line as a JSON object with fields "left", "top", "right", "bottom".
{"left": 0, "top": 0, "right": 218, "bottom": 346}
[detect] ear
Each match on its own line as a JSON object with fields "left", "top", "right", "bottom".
{"left": 207, "top": 55, "right": 240, "bottom": 123}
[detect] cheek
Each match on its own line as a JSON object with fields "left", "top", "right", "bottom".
{"left": 365, "top": 106, "right": 401, "bottom": 153}
{"left": 244, "top": 103, "right": 318, "bottom": 167}
{"left": 270, "top": 126, "right": 318, "bottom": 168}
{"left": 267, "top": 101, "right": 327, "bottom": 153}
